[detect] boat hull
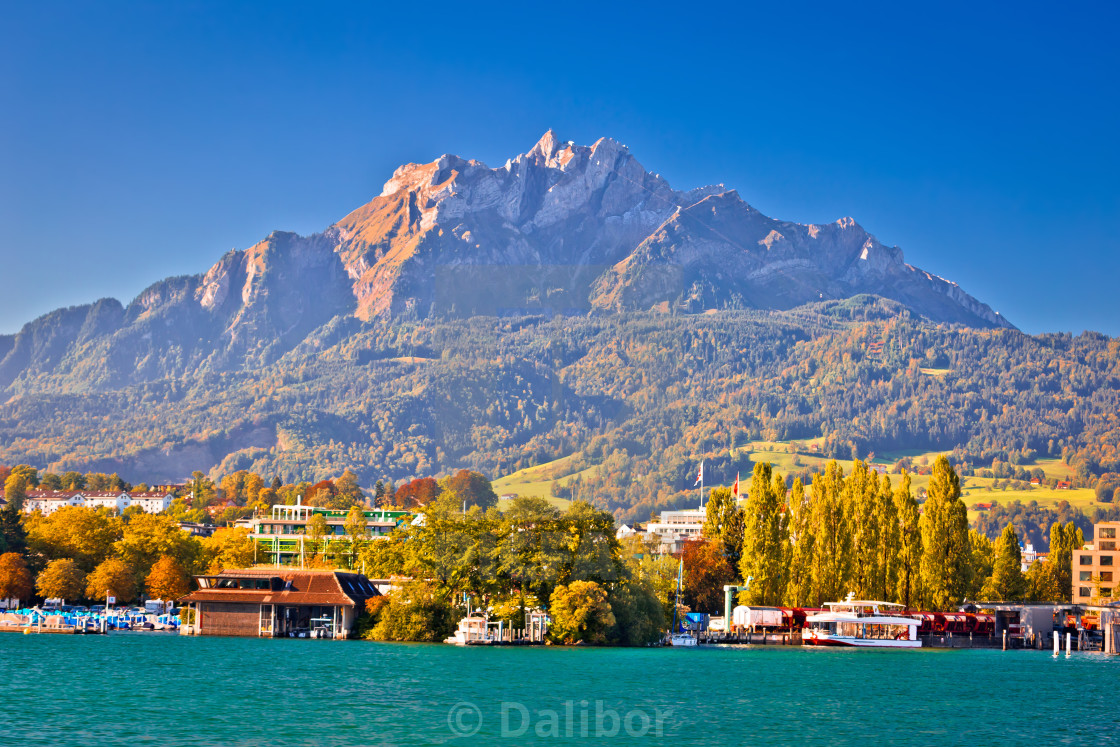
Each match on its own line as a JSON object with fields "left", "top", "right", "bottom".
{"left": 803, "top": 635, "right": 921, "bottom": 648}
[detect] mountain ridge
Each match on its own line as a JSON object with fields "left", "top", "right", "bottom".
{"left": 0, "top": 132, "right": 1012, "bottom": 392}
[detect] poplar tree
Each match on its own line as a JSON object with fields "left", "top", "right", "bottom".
{"left": 893, "top": 472, "right": 921, "bottom": 609}
{"left": 874, "top": 474, "right": 900, "bottom": 602}
{"left": 985, "top": 524, "right": 1026, "bottom": 601}
{"left": 702, "top": 486, "right": 745, "bottom": 570}
{"left": 809, "top": 461, "right": 851, "bottom": 606}
{"left": 968, "top": 530, "right": 995, "bottom": 599}
{"left": 783, "top": 479, "right": 815, "bottom": 606}
{"left": 919, "top": 456, "right": 969, "bottom": 609}
{"left": 1048, "top": 521, "right": 1083, "bottom": 602}
{"left": 738, "top": 462, "right": 788, "bottom": 605}
{"left": 847, "top": 461, "right": 880, "bottom": 599}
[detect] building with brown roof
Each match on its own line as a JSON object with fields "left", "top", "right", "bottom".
{"left": 178, "top": 568, "right": 379, "bottom": 639}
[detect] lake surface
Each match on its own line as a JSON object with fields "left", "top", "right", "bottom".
{"left": 1, "top": 633, "right": 1114, "bottom": 745}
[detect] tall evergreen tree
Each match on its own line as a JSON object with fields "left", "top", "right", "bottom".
{"left": 919, "top": 456, "right": 970, "bottom": 609}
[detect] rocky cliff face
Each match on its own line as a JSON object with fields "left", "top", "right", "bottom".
{"left": 0, "top": 131, "right": 1011, "bottom": 389}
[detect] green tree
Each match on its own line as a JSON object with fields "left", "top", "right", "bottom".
{"left": 366, "top": 582, "right": 455, "bottom": 642}
{"left": 548, "top": 580, "right": 615, "bottom": 645}
{"left": 0, "top": 502, "right": 28, "bottom": 555}
{"left": 607, "top": 578, "right": 665, "bottom": 646}
{"left": 59, "top": 471, "right": 86, "bottom": 491}
{"left": 702, "top": 486, "right": 745, "bottom": 569}
{"left": 0, "top": 552, "right": 34, "bottom": 604}
{"left": 919, "top": 456, "right": 969, "bottom": 609}
{"left": 496, "top": 497, "right": 564, "bottom": 605}
{"left": 85, "top": 558, "right": 137, "bottom": 604}
{"left": 557, "top": 501, "right": 623, "bottom": 586}
{"left": 36, "top": 559, "right": 87, "bottom": 602}
{"left": 984, "top": 524, "right": 1026, "bottom": 601}
{"left": 738, "top": 462, "right": 789, "bottom": 605}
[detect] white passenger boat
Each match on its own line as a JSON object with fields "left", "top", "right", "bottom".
{"left": 445, "top": 616, "right": 497, "bottom": 645}
{"left": 803, "top": 596, "right": 921, "bottom": 648}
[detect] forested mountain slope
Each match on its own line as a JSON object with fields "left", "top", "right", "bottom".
{"left": 1, "top": 299, "right": 1115, "bottom": 521}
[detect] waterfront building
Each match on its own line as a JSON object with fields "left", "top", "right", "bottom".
{"left": 1073, "top": 521, "right": 1120, "bottom": 604}
{"left": 178, "top": 567, "right": 380, "bottom": 638}
{"left": 235, "top": 501, "right": 411, "bottom": 565}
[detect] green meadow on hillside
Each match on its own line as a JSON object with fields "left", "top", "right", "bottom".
{"left": 493, "top": 439, "right": 1106, "bottom": 526}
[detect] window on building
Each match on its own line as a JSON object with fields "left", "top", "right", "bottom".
{"left": 1080, "top": 555, "right": 1093, "bottom": 565}
{"left": 1101, "top": 541, "right": 1117, "bottom": 551}
{"left": 1103, "top": 555, "right": 1115, "bottom": 566}
{"left": 1079, "top": 587, "right": 1091, "bottom": 598}
{"left": 1080, "top": 571, "right": 1092, "bottom": 581}
{"left": 1100, "top": 527, "right": 1117, "bottom": 539}
{"left": 1102, "top": 587, "right": 1113, "bottom": 598}
{"left": 1102, "top": 572, "right": 1114, "bottom": 582}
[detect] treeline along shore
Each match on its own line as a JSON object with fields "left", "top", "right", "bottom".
{"left": 0, "top": 455, "right": 1094, "bottom": 645}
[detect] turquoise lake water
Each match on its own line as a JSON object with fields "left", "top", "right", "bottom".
{"left": 1, "top": 633, "right": 1115, "bottom": 746}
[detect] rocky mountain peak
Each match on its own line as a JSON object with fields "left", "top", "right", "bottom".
{"left": 0, "top": 133, "right": 1015, "bottom": 392}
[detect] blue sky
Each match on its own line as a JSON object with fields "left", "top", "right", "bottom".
{"left": 1, "top": 1, "right": 1117, "bottom": 335}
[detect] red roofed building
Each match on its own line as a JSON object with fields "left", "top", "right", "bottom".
{"left": 178, "top": 568, "right": 380, "bottom": 639}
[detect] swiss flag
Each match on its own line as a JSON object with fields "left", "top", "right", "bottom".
{"left": 732, "top": 473, "right": 740, "bottom": 499}
{"left": 694, "top": 461, "right": 704, "bottom": 486}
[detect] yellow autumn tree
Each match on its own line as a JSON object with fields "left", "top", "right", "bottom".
{"left": 146, "top": 555, "right": 190, "bottom": 604}
{"left": 85, "top": 558, "right": 137, "bottom": 604}
{"left": 36, "top": 559, "right": 87, "bottom": 602}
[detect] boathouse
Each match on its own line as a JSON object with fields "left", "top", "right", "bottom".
{"left": 178, "top": 568, "right": 379, "bottom": 639}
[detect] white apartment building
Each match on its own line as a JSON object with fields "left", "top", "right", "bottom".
{"left": 24, "top": 490, "right": 174, "bottom": 516}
